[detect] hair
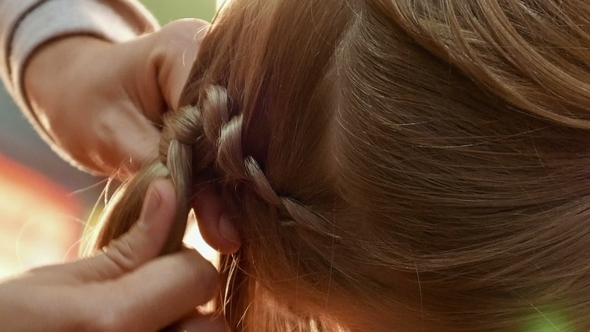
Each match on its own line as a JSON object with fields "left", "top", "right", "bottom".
{"left": 85, "top": 0, "right": 590, "bottom": 331}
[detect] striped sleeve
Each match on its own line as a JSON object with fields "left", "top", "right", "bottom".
{"left": 0, "top": 0, "right": 159, "bottom": 142}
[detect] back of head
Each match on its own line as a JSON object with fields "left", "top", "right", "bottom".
{"left": 90, "top": 0, "right": 590, "bottom": 331}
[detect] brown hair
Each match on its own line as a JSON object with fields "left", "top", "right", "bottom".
{"left": 86, "top": 0, "right": 590, "bottom": 331}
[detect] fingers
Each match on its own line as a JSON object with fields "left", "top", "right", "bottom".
{"left": 97, "top": 19, "right": 210, "bottom": 177}
{"left": 72, "top": 179, "right": 221, "bottom": 331}
{"left": 91, "top": 106, "right": 161, "bottom": 178}
{"left": 94, "top": 250, "right": 219, "bottom": 332}
{"left": 52, "top": 106, "right": 160, "bottom": 178}
{"left": 25, "top": 19, "right": 210, "bottom": 178}
{"left": 191, "top": 187, "right": 241, "bottom": 255}
{"left": 68, "top": 179, "right": 177, "bottom": 281}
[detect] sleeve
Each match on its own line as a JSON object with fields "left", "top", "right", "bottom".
{"left": 0, "top": 0, "right": 160, "bottom": 143}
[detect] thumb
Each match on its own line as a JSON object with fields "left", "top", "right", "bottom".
{"left": 154, "top": 19, "right": 210, "bottom": 110}
{"left": 71, "top": 179, "right": 178, "bottom": 281}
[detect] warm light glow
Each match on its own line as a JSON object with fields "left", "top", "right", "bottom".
{"left": 183, "top": 213, "right": 219, "bottom": 265}
{"left": 216, "top": 0, "right": 229, "bottom": 10}
{"left": 0, "top": 155, "right": 81, "bottom": 279}
{"left": 0, "top": 153, "right": 217, "bottom": 281}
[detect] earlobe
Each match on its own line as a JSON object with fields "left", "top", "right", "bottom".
{"left": 191, "top": 188, "right": 241, "bottom": 255}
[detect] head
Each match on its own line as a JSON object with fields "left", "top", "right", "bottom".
{"left": 89, "top": 0, "right": 590, "bottom": 331}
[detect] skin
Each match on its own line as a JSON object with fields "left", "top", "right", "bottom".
{"left": 11, "top": 12, "right": 437, "bottom": 332}
{"left": 0, "top": 180, "right": 228, "bottom": 332}
{"left": 7, "top": 19, "right": 241, "bottom": 331}
{"left": 24, "top": 19, "right": 209, "bottom": 178}
{"left": 22, "top": 17, "right": 240, "bottom": 253}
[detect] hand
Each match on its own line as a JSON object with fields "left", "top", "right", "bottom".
{"left": 24, "top": 19, "right": 210, "bottom": 178}
{"left": 0, "top": 180, "right": 228, "bottom": 332}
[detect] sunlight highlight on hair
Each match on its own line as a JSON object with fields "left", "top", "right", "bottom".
{"left": 524, "top": 308, "right": 571, "bottom": 332}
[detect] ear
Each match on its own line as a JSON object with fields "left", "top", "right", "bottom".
{"left": 191, "top": 187, "right": 241, "bottom": 255}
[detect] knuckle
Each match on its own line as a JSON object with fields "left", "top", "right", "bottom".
{"left": 54, "top": 114, "right": 117, "bottom": 174}
{"left": 93, "top": 116, "right": 118, "bottom": 152}
{"left": 104, "top": 237, "right": 139, "bottom": 272}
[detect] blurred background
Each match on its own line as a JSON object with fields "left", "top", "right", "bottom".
{"left": 0, "top": 0, "right": 218, "bottom": 279}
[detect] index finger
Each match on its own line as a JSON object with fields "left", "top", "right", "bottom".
{"left": 94, "top": 107, "right": 161, "bottom": 179}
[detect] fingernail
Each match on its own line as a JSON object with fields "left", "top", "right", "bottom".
{"left": 219, "top": 213, "right": 240, "bottom": 246}
{"left": 140, "top": 183, "right": 162, "bottom": 228}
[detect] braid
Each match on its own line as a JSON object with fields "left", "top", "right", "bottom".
{"left": 190, "top": 85, "right": 341, "bottom": 329}
{"left": 198, "top": 86, "right": 338, "bottom": 240}
{"left": 217, "top": 114, "right": 246, "bottom": 181}
{"left": 245, "top": 156, "right": 338, "bottom": 239}
{"left": 87, "top": 82, "right": 337, "bottom": 330}
{"left": 152, "top": 85, "right": 237, "bottom": 254}
{"left": 88, "top": 87, "right": 222, "bottom": 255}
